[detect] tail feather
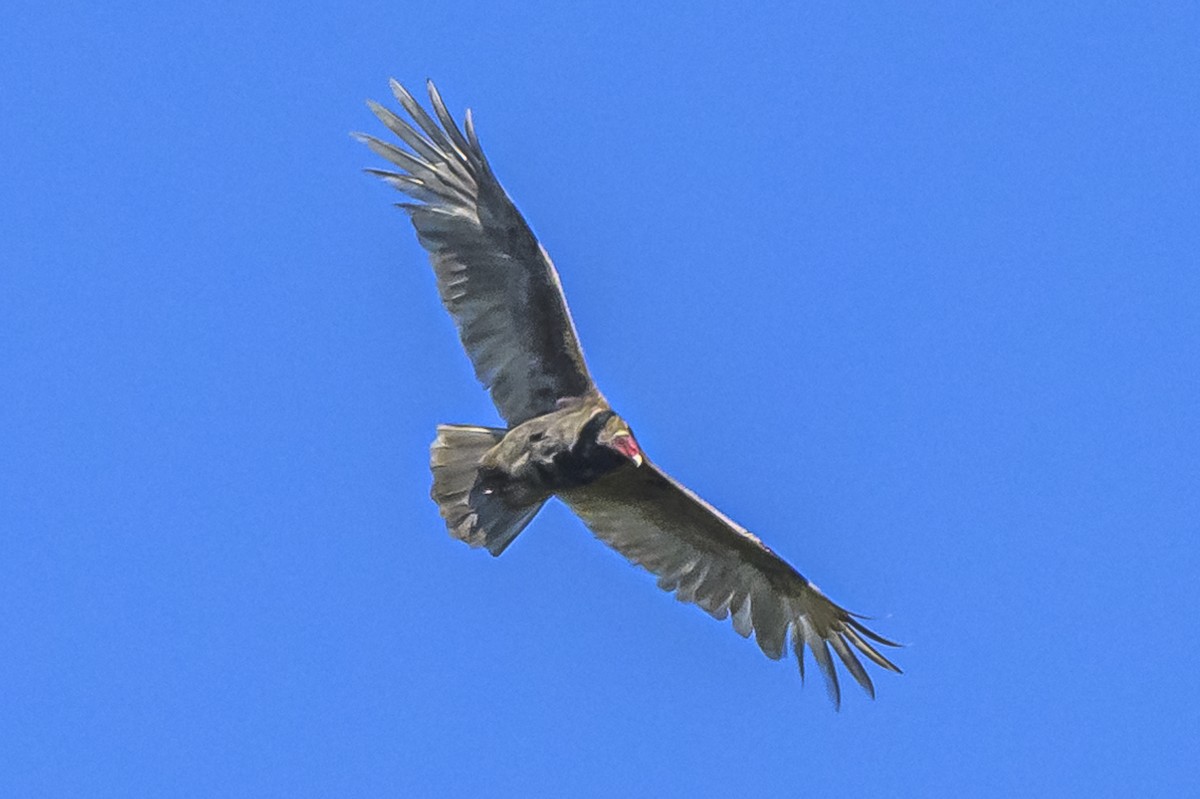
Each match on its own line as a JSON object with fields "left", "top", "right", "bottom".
{"left": 429, "top": 424, "right": 545, "bottom": 556}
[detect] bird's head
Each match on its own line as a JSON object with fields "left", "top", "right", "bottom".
{"left": 595, "top": 413, "right": 643, "bottom": 468}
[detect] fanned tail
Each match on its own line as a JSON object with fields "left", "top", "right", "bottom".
{"left": 429, "top": 425, "right": 545, "bottom": 556}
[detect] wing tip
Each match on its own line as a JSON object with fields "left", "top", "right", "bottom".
{"left": 389, "top": 76, "right": 410, "bottom": 100}
{"left": 789, "top": 603, "right": 901, "bottom": 707}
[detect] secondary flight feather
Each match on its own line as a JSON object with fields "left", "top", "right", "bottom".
{"left": 358, "top": 80, "right": 901, "bottom": 706}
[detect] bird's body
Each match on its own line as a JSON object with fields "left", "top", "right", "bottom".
{"left": 360, "top": 80, "right": 901, "bottom": 705}
{"left": 481, "top": 395, "right": 626, "bottom": 494}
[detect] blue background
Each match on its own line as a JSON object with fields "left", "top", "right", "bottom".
{"left": 3, "top": 2, "right": 1197, "bottom": 796}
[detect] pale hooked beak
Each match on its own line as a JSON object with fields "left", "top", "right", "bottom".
{"left": 611, "top": 433, "right": 643, "bottom": 467}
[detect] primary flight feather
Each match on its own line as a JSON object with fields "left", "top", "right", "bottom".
{"left": 359, "top": 80, "right": 901, "bottom": 706}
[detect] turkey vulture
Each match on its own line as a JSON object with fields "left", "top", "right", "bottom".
{"left": 358, "top": 80, "right": 901, "bottom": 705}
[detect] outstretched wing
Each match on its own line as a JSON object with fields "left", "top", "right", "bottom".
{"left": 358, "top": 80, "right": 595, "bottom": 426}
{"left": 558, "top": 461, "right": 901, "bottom": 707}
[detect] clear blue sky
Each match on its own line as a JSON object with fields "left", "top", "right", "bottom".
{"left": 3, "top": 2, "right": 1197, "bottom": 796}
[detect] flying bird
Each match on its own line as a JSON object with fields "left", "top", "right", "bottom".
{"left": 358, "top": 80, "right": 901, "bottom": 706}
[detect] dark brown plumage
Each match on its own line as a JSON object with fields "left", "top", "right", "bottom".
{"left": 359, "top": 80, "right": 901, "bottom": 706}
